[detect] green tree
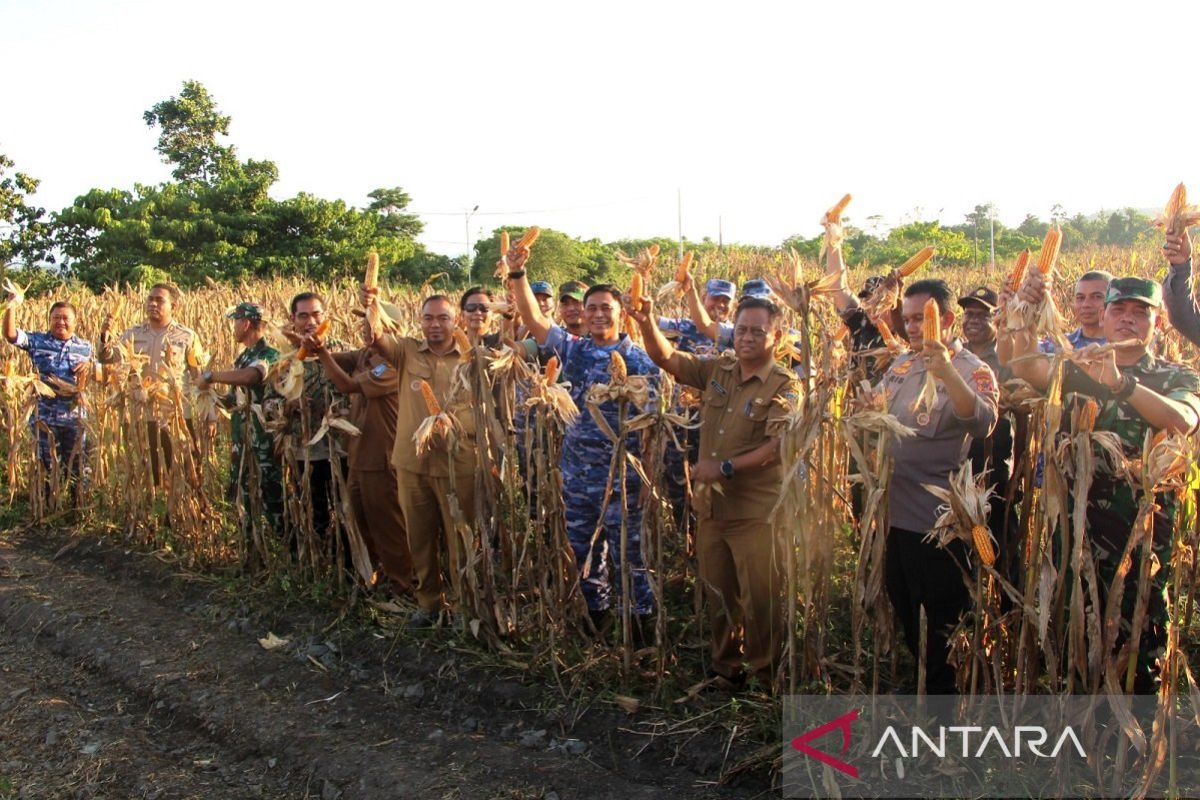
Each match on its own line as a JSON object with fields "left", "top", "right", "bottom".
{"left": 143, "top": 80, "right": 239, "bottom": 184}
{"left": 0, "top": 153, "right": 55, "bottom": 267}
{"left": 470, "top": 226, "right": 623, "bottom": 289}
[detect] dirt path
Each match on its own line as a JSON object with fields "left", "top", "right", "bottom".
{"left": 0, "top": 529, "right": 766, "bottom": 799}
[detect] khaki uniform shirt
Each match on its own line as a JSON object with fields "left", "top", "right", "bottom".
{"left": 878, "top": 343, "right": 998, "bottom": 532}
{"left": 672, "top": 351, "right": 800, "bottom": 521}
{"left": 332, "top": 350, "right": 399, "bottom": 473}
{"left": 374, "top": 334, "right": 476, "bottom": 477}
{"left": 99, "top": 321, "right": 203, "bottom": 418}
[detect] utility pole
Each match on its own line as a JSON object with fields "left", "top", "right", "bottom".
{"left": 464, "top": 204, "right": 479, "bottom": 282}
{"left": 988, "top": 205, "right": 996, "bottom": 267}
{"left": 718, "top": 215, "right": 723, "bottom": 253}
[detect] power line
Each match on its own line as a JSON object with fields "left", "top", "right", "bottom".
{"left": 407, "top": 196, "right": 652, "bottom": 218}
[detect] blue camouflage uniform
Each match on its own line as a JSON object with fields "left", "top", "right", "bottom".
{"left": 541, "top": 324, "right": 658, "bottom": 615}
{"left": 13, "top": 329, "right": 93, "bottom": 473}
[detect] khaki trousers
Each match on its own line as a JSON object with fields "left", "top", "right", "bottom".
{"left": 348, "top": 467, "right": 414, "bottom": 593}
{"left": 696, "top": 516, "right": 783, "bottom": 681}
{"left": 396, "top": 468, "right": 476, "bottom": 613}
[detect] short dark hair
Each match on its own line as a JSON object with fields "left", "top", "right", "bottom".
{"left": 734, "top": 296, "right": 782, "bottom": 327}
{"left": 48, "top": 301, "right": 76, "bottom": 317}
{"left": 1078, "top": 270, "right": 1114, "bottom": 284}
{"left": 459, "top": 286, "right": 494, "bottom": 309}
{"left": 421, "top": 294, "right": 454, "bottom": 312}
{"left": 904, "top": 278, "right": 953, "bottom": 315}
{"left": 290, "top": 291, "right": 324, "bottom": 315}
{"left": 583, "top": 284, "right": 623, "bottom": 307}
{"left": 148, "top": 282, "right": 181, "bottom": 304}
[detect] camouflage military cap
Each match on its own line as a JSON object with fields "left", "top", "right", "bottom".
{"left": 227, "top": 302, "right": 265, "bottom": 321}
{"left": 1105, "top": 277, "right": 1162, "bottom": 309}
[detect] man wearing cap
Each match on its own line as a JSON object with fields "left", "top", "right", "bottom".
{"left": 1010, "top": 274, "right": 1200, "bottom": 691}
{"left": 307, "top": 302, "right": 414, "bottom": 595}
{"left": 1000, "top": 271, "right": 1111, "bottom": 360}
{"left": 557, "top": 280, "right": 588, "bottom": 337}
{"left": 530, "top": 281, "right": 555, "bottom": 318}
{"left": 198, "top": 302, "right": 284, "bottom": 541}
{"left": 958, "top": 287, "right": 1018, "bottom": 576}
{"left": 879, "top": 278, "right": 998, "bottom": 693}
{"left": 657, "top": 277, "right": 736, "bottom": 356}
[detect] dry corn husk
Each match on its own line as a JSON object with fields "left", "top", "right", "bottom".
{"left": 819, "top": 194, "right": 852, "bottom": 259}
{"left": 1005, "top": 226, "right": 1066, "bottom": 346}
{"left": 861, "top": 247, "right": 935, "bottom": 320}
{"left": 923, "top": 461, "right": 996, "bottom": 567}
{"left": 1153, "top": 182, "right": 1200, "bottom": 234}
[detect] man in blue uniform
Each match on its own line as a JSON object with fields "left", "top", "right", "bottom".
{"left": 508, "top": 251, "right": 658, "bottom": 633}
{"left": 3, "top": 295, "right": 93, "bottom": 496}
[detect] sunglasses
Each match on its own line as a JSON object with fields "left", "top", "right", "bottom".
{"left": 463, "top": 303, "right": 490, "bottom": 313}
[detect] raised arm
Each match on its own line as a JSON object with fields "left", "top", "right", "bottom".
{"left": 825, "top": 231, "right": 857, "bottom": 315}
{"left": 506, "top": 249, "right": 553, "bottom": 345}
{"left": 1005, "top": 270, "right": 1054, "bottom": 389}
{"left": 1162, "top": 228, "right": 1200, "bottom": 346}
{"left": 312, "top": 342, "right": 361, "bottom": 395}
{"left": 2, "top": 291, "right": 17, "bottom": 344}
{"left": 630, "top": 297, "right": 687, "bottom": 378}
{"left": 685, "top": 279, "right": 720, "bottom": 343}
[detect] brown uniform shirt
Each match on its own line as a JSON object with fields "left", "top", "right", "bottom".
{"left": 374, "top": 334, "right": 476, "bottom": 477}
{"left": 332, "top": 350, "right": 399, "bottom": 472}
{"left": 672, "top": 351, "right": 800, "bottom": 521}
{"left": 877, "top": 343, "right": 998, "bottom": 532}
{"left": 99, "top": 321, "right": 204, "bottom": 417}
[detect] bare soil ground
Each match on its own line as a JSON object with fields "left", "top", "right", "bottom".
{"left": 0, "top": 526, "right": 774, "bottom": 799}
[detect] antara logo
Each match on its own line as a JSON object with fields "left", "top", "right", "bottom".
{"left": 790, "top": 709, "right": 860, "bottom": 778}
{"left": 790, "top": 710, "right": 1088, "bottom": 778}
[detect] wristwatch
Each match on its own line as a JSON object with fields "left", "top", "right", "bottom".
{"left": 1113, "top": 373, "right": 1138, "bottom": 401}
{"left": 201, "top": 370, "right": 214, "bottom": 384}
{"left": 720, "top": 459, "right": 735, "bottom": 480}
{"left": 507, "top": 270, "right": 526, "bottom": 280}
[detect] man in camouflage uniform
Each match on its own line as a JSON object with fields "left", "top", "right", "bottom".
{"left": 1011, "top": 272, "right": 1200, "bottom": 691}
{"left": 510, "top": 255, "right": 659, "bottom": 631}
{"left": 3, "top": 296, "right": 93, "bottom": 495}
{"left": 270, "top": 292, "right": 349, "bottom": 548}
{"left": 197, "top": 302, "right": 283, "bottom": 538}
{"left": 97, "top": 282, "right": 205, "bottom": 485}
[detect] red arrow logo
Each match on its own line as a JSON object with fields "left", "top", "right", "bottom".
{"left": 790, "top": 708, "right": 860, "bottom": 779}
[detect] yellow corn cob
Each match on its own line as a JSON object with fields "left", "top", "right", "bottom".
{"left": 296, "top": 319, "right": 331, "bottom": 360}
{"left": 1075, "top": 398, "right": 1098, "bottom": 433}
{"left": 971, "top": 524, "right": 996, "bottom": 567}
{"left": 609, "top": 351, "right": 627, "bottom": 384}
{"left": 647, "top": 244, "right": 660, "bottom": 258}
{"left": 452, "top": 328, "right": 471, "bottom": 354}
{"left": 1007, "top": 249, "right": 1031, "bottom": 291}
{"left": 499, "top": 231, "right": 510, "bottom": 255}
{"left": 825, "top": 193, "right": 852, "bottom": 223}
{"left": 419, "top": 380, "right": 441, "bottom": 415}
{"left": 629, "top": 273, "right": 644, "bottom": 311}
{"left": 185, "top": 343, "right": 201, "bottom": 369}
{"left": 544, "top": 356, "right": 559, "bottom": 384}
{"left": 675, "top": 251, "right": 694, "bottom": 283}
{"left": 1157, "top": 182, "right": 1200, "bottom": 233}
{"left": 922, "top": 297, "right": 940, "bottom": 343}
{"left": 364, "top": 251, "right": 379, "bottom": 289}
{"left": 876, "top": 318, "right": 902, "bottom": 350}
{"left": 516, "top": 227, "right": 540, "bottom": 250}
{"left": 897, "top": 246, "right": 936, "bottom": 278}
{"left": 1037, "top": 226, "right": 1062, "bottom": 275}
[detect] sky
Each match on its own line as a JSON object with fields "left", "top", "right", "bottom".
{"left": 3, "top": 0, "right": 1198, "bottom": 256}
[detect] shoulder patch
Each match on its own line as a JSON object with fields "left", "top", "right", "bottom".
{"left": 973, "top": 366, "right": 996, "bottom": 395}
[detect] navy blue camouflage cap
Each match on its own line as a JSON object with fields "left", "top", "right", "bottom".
{"left": 705, "top": 278, "right": 736, "bottom": 300}
{"left": 1105, "top": 277, "right": 1162, "bottom": 309}
{"left": 227, "top": 302, "right": 265, "bottom": 321}
{"left": 530, "top": 280, "right": 554, "bottom": 297}
{"left": 741, "top": 279, "right": 774, "bottom": 299}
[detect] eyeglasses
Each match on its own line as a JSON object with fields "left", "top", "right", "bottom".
{"left": 462, "top": 303, "right": 490, "bottom": 313}
{"left": 733, "top": 325, "right": 769, "bottom": 340}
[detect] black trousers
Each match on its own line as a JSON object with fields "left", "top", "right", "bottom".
{"left": 885, "top": 526, "right": 971, "bottom": 693}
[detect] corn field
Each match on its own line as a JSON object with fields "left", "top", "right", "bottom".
{"left": 2, "top": 236, "right": 1199, "bottom": 786}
